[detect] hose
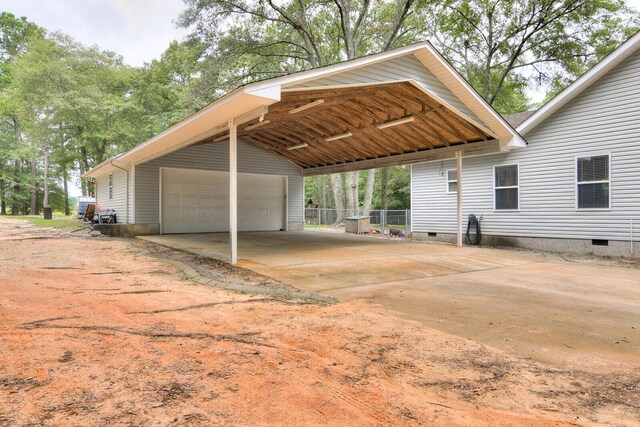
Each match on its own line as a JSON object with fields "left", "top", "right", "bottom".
{"left": 465, "top": 214, "right": 481, "bottom": 245}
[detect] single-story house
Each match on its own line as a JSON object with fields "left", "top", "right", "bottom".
{"left": 83, "top": 41, "right": 524, "bottom": 264}
{"left": 411, "top": 31, "right": 640, "bottom": 257}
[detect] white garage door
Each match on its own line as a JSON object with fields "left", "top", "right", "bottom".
{"left": 161, "top": 168, "right": 286, "bottom": 234}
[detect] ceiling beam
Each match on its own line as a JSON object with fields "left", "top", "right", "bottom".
{"left": 303, "top": 140, "right": 501, "bottom": 176}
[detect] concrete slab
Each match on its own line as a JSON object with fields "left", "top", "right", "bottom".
{"left": 139, "top": 231, "right": 640, "bottom": 369}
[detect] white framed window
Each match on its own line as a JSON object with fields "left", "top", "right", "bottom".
{"left": 446, "top": 169, "right": 457, "bottom": 193}
{"left": 108, "top": 173, "right": 113, "bottom": 200}
{"left": 494, "top": 164, "right": 519, "bottom": 210}
{"left": 576, "top": 154, "right": 610, "bottom": 210}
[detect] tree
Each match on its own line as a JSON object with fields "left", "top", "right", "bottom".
{"left": 428, "top": 0, "right": 640, "bottom": 113}
{"left": 11, "top": 34, "right": 143, "bottom": 203}
{"left": 0, "top": 12, "right": 44, "bottom": 214}
{"left": 132, "top": 39, "right": 207, "bottom": 135}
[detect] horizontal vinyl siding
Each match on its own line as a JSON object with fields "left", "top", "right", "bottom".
{"left": 288, "top": 54, "right": 483, "bottom": 126}
{"left": 94, "top": 164, "right": 132, "bottom": 223}
{"left": 135, "top": 141, "right": 303, "bottom": 225}
{"left": 412, "top": 50, "right": 640, "bottom": 241}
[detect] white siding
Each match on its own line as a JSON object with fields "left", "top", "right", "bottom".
{"left": 288, "top": 54, "right": 483, "bottom": 126}
{"left": 412, "top": 49, "right": 640, "bottom": 241}
{"left": 94, "top": 163, "right": 133, "bottom": 223}
{"left": 135, "top": 140, "right": 303, "bottom": 226}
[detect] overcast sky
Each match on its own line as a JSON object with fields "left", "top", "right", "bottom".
{"left": 0, "top": 0, "right": 188, "bottom": 66}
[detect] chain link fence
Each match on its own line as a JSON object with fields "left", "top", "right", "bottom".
{"left": 304, "top": 208, "right": 411, "bottom": 237}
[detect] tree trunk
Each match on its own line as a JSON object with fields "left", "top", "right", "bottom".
{"left": 346, "top": 171, "right": 359, "bottom": 216}
{"left": 63, "top": 168, "right": 70, "bottom": 216}
{"left": 43, "top": 150, "right": 49, "bottom": 208}
{"left": 329, "top": 173, "right": 345, "bottom": 224}
{"left": 30, "top": 158, "right": 37, "bottom": 215}
{"left": 314, "top": 176, "right": 322, "bottom": 224}
{"left": 11, "top": 159, "right": 21, "bottom": 215}
{"left": 314, "top": 176, "right": 322, "bottom": 206}
{"left": 79, "top": 162, "right": 87, "bottom": 197}
{"left": 361, "top": 169, "right": 375, "bottom": 216}
{"left": 11, "top": 118, "right": 22, "bottom": 215}
{"left": 321, "top": 175, "right": 328, "bottom": 223}
{"left": 381, "top": 167, "right": 389, "bottom": 211}
{"left": 0, "top": 177, "right": 6, "bottom": 215}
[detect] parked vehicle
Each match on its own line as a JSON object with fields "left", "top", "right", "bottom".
{"left": 77, "top": 197, "right": 95, "bottom": 219}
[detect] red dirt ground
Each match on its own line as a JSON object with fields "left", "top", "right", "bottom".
{"left": 0, "top": 218, "right": 638, "bottom": 426}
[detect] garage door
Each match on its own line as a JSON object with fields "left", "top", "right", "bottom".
{"left": 161, "top": 168, "right": 286, "bottom": 234}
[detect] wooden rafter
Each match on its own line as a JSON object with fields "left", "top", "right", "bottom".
{"left": 199, "top": 82, "right": 494, "bottom": 169}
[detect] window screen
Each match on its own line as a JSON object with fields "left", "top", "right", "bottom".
{"left": 447, "top": 169, "right": 457, "bottom": 193}
{"left": 577, "top": 155, "right": 609, "bottom": 209}
{"left": 494, "top": 165, "right": 518, "bottom": 210}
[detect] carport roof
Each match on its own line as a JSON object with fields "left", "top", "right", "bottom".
{"left": 83, "top": 41, "right": 525, "bottom": 178}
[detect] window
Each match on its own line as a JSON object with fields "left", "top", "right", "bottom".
{"left": 577, "top": 155, "right": 610, "bottom": 209}
{"left": 446, "top": 169, "right": 457, "bottom": 193}
{"left": 494, "top": 164, "right": 518, "bottom": 210}
{"left": 108, "top": 174, "right": 113, "bottom": 200}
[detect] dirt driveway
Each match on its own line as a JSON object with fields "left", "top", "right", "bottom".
{"left": 141, "top": 231, "right": 640, "bottom": 370}
{"left": 1, "top": 218, "right": 639, "bottom": 426}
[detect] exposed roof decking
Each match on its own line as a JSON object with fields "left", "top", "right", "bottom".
{"left": 286, "top": 54, "right": 485, "bottom": 128}
{"left": 201, "top": 81, "right": 494, "bottom": 170}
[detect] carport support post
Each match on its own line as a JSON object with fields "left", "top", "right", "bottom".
{"left": 456, "top": 151, "right": 463, "bottom": 247}
{"left": 229, "top": 118, "right": 238, "bottom": 265}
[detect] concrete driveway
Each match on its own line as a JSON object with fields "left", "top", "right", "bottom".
{"left": 140, "top": 231, "right": 640, "bottom": 369}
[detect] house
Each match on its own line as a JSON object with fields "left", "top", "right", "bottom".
{"left": 411, "top": 31, "right": 640, "bottom": 257}
{"left": 83, "top": 41, "right": 523, "bottom": 264}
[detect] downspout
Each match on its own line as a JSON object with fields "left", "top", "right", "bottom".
{"left": 110, "top": 161, "right": 129, "bottom": 224}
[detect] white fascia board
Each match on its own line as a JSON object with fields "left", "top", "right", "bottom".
{"left": 518, "top": 31, "right": 640, "bottom": 136}
{"left": 411, "top": 44, "right": 526, "bottom": 149}
{"left": 245, "top": 84, "right": 281, "bottom": 102}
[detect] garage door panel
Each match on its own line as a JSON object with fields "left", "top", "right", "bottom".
{"left": 162, "top": 169, "right": 285, "bottom": 234}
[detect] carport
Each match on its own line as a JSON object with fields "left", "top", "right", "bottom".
{"left": 83, "top": 41, "right": 525, "bottom": 264}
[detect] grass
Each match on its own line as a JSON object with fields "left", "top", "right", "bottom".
{"left": 1, "top": 214, "right": 82, "bottom": 229}
{"left": 304, "top": 224, "right": 333, "bottom": 228}
{"left": 175, "top": 267, "right": 190, "bottom": 281}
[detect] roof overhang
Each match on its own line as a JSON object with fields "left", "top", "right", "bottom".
{"left": 519, "top": 30, "right": 640, "bottom": 136}
{"left": 82, "top": 85, "right": 282, "bottom": 177}
{"left": 83, "top": 41, "right": 525, "bottom": 178}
